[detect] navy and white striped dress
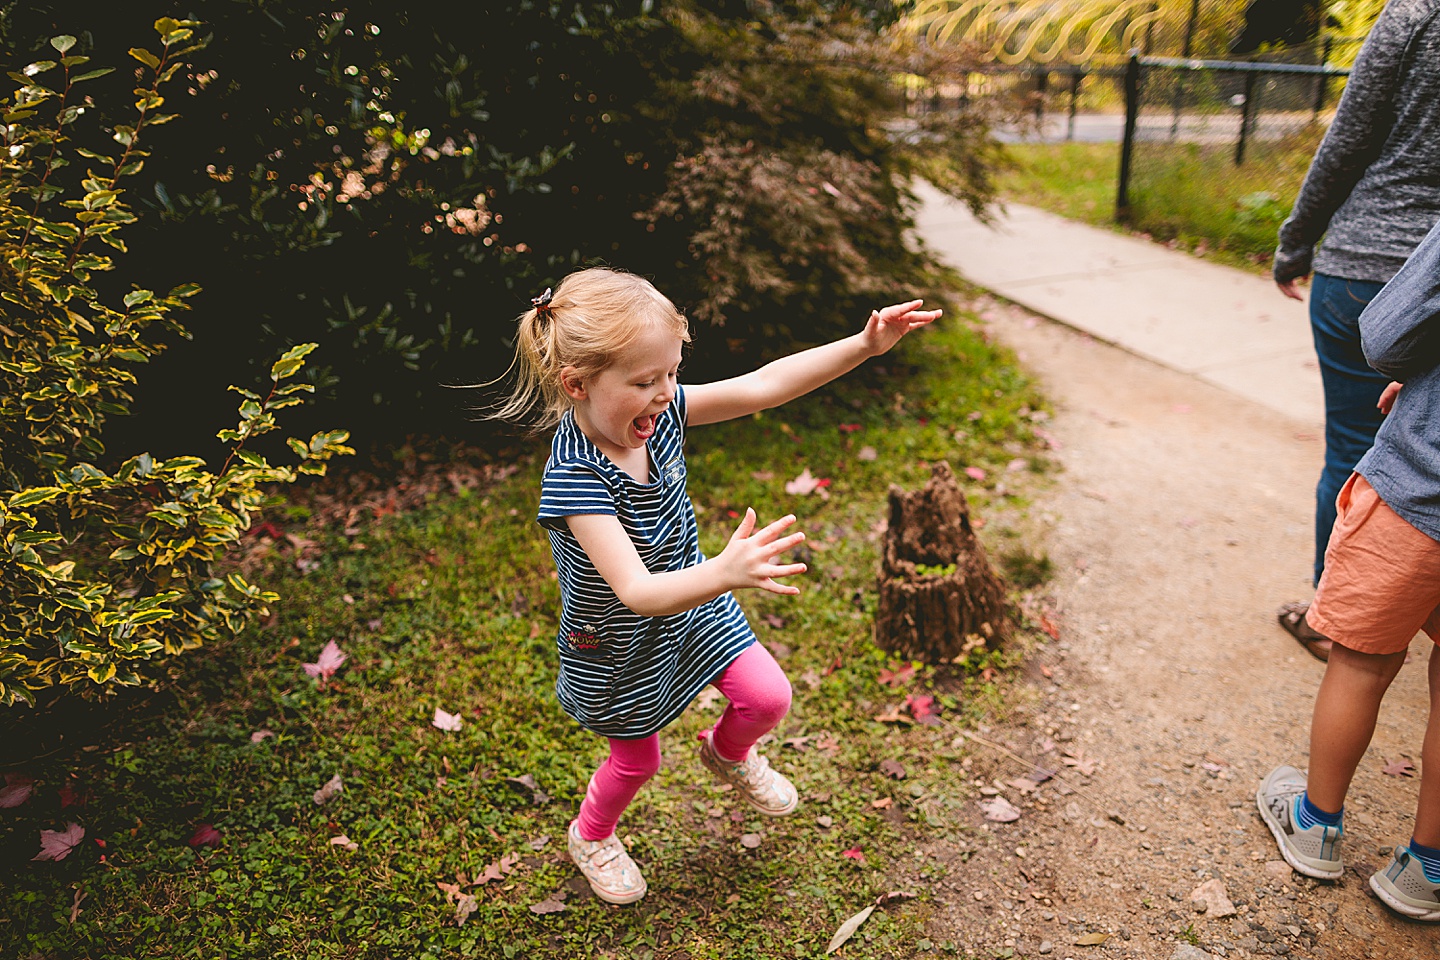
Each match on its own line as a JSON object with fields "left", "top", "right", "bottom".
{"left": 537, "top": 385, "right": 756, "bottom": 739}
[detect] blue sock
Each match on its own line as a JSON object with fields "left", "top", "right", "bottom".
{"left": 1408, "top": 839, "right": 1440, "bottom": 882}
{"left": 1295, "top": 792, "right": 1343, "bottom": 831}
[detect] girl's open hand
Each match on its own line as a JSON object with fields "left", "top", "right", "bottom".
{"left": 719, "top": 508, "right": 808, "bottom": 596}
{"left": 860, "top": 299, "right": 943, "bottom": 357}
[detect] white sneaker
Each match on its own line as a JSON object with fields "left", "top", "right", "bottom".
{"left": 698, "top": 729, "right": 799, "bottom": 816}
{"left": 567, "top": 821, "right": 646, "bottom": 904}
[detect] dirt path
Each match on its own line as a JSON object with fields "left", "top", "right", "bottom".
{"left": 922, "top": 298, "right": 1440, "bottom": 958}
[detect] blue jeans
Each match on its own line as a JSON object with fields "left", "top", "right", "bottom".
{"left": 1310, "top": 272, "right": 1390, "bottom": 585}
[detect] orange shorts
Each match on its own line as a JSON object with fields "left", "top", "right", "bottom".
{"left": 1308, "top": 474, "right": 1440, "bottom": 656}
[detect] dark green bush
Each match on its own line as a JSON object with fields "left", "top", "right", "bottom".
{"left": 0, "top": 2, "right": 1000, "bottom": 452}
{"left": 0, "top": 23, "right": 351, "bottom": 707}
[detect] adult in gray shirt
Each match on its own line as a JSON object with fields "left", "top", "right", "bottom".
{"left": 1272, "top": 0, "right": 1440, "bottom": 661}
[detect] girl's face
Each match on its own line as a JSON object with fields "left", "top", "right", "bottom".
{"left": 566, "top": 322, "right": 683, "bottom": 460}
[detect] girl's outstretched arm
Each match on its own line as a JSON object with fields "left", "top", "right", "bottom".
{"left": 566, "top": 508, "right": 806, "bottom": 618}
{"left": 685, "top": 300, "right": 941, "bottom": 426}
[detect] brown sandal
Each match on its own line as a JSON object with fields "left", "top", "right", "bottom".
{"left": 1277, "top": 601, "right": 1331, "bottom": 662}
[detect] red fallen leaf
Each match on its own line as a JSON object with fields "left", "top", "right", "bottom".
{"left": 838, "top": 423, "right": 862, "bottom": 433}
{"left": 980, "top": 667, "right": 997, "bottom": 682}
{"left": 247, "top": 520, "right": 285, "bottom": 540}
{"left": 0, "top": 774, "right": 35, "bottom": 808}
{"left": 1038, "top": 615, "right": 1060, "bottom": 640}
{"left": 904, "top": 693, "right": 935, "bottom": 719}
{"left": 58, "top": 782, "right": 87, "bottom": 809}
{"left": 1040, "top": 665, "right": 1054, "bottom": 679}
{"left": 842, "top": 847, "right": 865, "bottom": 862}
{"left": 877, "top": 662, "right": 916, "bottom": 687}
{"left": 302, "top": 640, "right": 347, "bottom": 681}
{"left": 822, "top": 655, "right": 843, "bottom": 677}
{"left": 188, "top": 823, "right": 223, "bottom": 848}
{"left": 33, "top": 823, "right": 85, "bottom": 861}
{"left": 1383, "top": 758, "right": 1416, "bottom": 778}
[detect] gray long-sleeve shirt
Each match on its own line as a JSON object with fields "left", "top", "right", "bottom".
{"left": 1273, "top": 0, "right": 1440, "bottom": 285}
{"left": 1357, "top": 219, "right": 1440, "bottom": 542}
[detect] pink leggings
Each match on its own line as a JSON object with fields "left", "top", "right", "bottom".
{"left": 574, "top": 643, "right": 791, "bottom": 841}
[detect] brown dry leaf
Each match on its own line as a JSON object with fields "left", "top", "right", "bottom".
{"left": 871, "top": 797, "right": 893, "bottom": 810}
{"left": 312, "top": 773, "right": 344, "bottom": 806}
{"left": 872, "top": 705, "right": 910, "bottom": 725}
{"left": 783, "top": 736, "right": 811, "bottom": 751}
{"left": 857, "top": 446, "right": 878, "bottom": 461}
{"left": 1074, "top": 932, "right": 1110, "bottom": 946}
{"left": 980, "top": 797, "right": 1021, "bottom": 823}
{"left": 1061, "top": 748, "right": 1098, "bottom": 777}
{"left": 740, "top": 833, "right": 762, "bottom": 849}
{"left": 529, "top": 898, "right": 567, "bottom": 915}
{"left": 1008, "top": 777, "right": 1042, "bottom": 795}
{"left": 1383, "top": 758, "right": 1417, "bottom": 778}
{"left": 826, "top": 905, "right": 875, "bottom": 955}
{"left": 879, "top": 759, "right": 907, "bottom": 780}
{"left": 874, "top": 890, "right": 917, "bottom": 905}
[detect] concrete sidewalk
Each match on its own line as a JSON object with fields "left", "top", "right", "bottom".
{"left": 911, "top": 179, "right": 1323, "bottom": 427}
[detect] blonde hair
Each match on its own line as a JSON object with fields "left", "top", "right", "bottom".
{"left": 486, "top": 267, "right": 690, "bottom": 431}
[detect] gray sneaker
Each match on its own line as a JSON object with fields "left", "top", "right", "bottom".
{"left": 1370, "top": 845, "right": 1440, "bottom": 921}
{"left": 1256, "top": 765, "right": 1343, "bottom": 880}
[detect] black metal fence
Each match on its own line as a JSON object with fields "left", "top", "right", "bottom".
{"left": 1115, "top": 52, "right": 1350, "bottom": 223}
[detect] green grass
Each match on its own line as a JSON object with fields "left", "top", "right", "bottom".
{"left": 1, "top": 313, "right": 1053, "bottom": 959}
{"left": 996, "top": 129, "right": 1324, "bottom": 272}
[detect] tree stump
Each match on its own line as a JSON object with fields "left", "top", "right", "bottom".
{"left": 875, "top": 461, "right": 1010, "bottom": 662}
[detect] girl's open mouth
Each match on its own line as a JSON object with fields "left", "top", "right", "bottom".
{"left": 632, "top": 415, "right": 657, "bottom": 440}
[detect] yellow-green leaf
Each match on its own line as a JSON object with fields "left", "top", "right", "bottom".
{"left": 50, "top": 35, "right": 76, "bottom": 54}
{"left": 129, "top": 48, "right": 160, "bottom": 69}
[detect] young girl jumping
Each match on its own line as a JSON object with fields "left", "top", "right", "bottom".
{"left": 491, "top": 267, "right": 939, "bottom": 904}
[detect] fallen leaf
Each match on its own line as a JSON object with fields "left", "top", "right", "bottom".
{"left": 871, "top": 797, "right": 893, "bottom": 810}
{"left": 33, "top": 823, "right": 85, "bottom": 862}
{"left": 1061, "top": 748, "right": 1098, "bottom": 777}
{"left": 57, "top": 782, "right": 87, "bottom": 809}
{"left": 879, "top": 759, "right": 907, "bottom": 780}
{"left": 1189, "top": 877, "right": 1236, "bottom": 918}
{"left": 826, "top": 905, "right": 875, "bottom": 954}
{"left": 454, "top": 892, "right": 478, "bottom": 926}
{"left": 964, "top": 466, "right": 986, "bottom": 482}
{"left": 0, "top": 774, "right": 35, "bottom": 809}
{"left": 784, "top": 468, "right": 832, "bottom": 496}
{"left": 783, "top": 736, "right": 811, "bottom": 751}
{"left": 1075, "top": 932, "right": 1110, "bottom": 945}
{"left": 838, "top": 423, "right": 862, "bottom": 434}
{"left": 815, "top": 733, "right": 841, "bottom": 755}
{"left": 188, "top": 823, "right": 223, "bottom": 848}
{"left": 474, "top": 860, "right": 505, "bottom": 884}
{"left": 1008, "top": 777, "right": 1042, "bottom": 794}
{"left": 528, "top": 835, "right": 551, "bottom": 851}
{"left": 904, "top": 694, "right": 935, "bottom": 719}
{"left": 872, "top": 705, "right": 910, "bottom": 724}
{"left": 329, "top": 834, "right": 359, "bottom": 852}
{"left": 878, "top": 662, "right": 917, "bottom": 687}
{"left": 817, "top": 815, "right": 834, "bottom": 828}
{"left": 842, "top": 847, "right": 865, "bottom": 862}
{"left": 529, "top": 898, "right": 567, "bottom": 915}
{"left": 822, "top": 656, "right": 843, "bottom": 676}
{"left": 875, "top": 890, "right": 917, "bottom": 905}
{"left": 313, "top": 773, "right": 344, "bottom": 805}
{"left": 750, "top": 470, "right": 775, "bottom": 481}
{"left": 1383, "top": 758, "right": 1416, "bottom": 778}
{"left": 694, "top": 687, "right": 723, "bottom": 710}
{"left": 303, "top": 640, "right": 348, "bottom": 681}
{"left": 857, "top": 446, "right": 878, "bottom": 461}
{"left": 432, "top": 707, "right": 464, "bottom": 732}
{"left": 740, "top": 833, "right": 762, "bottom": 849}
{"left": 761, "top": 613, "right": 786, "bottom": 629}
{"left": 505, "top": 774, "right": 551, "bottom": 805}
{"left": 249, "top": 730, "right": 275, "bottom": 744}
{"left": 800, "top": 669, "right": 823, "bottom": 690}
{"left": 980, "top": 797, "right": 1021, "bottom": 823}
{"left": 1006, "top": 457, "right": 1029, "bottom": 472}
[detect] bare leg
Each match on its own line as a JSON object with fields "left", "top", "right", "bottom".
{"left": 1414, "top": 646, "right": 1440, "bottom": 848}
{"left": 1306, "top": 643, "right": 1407, "bottom": 814}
